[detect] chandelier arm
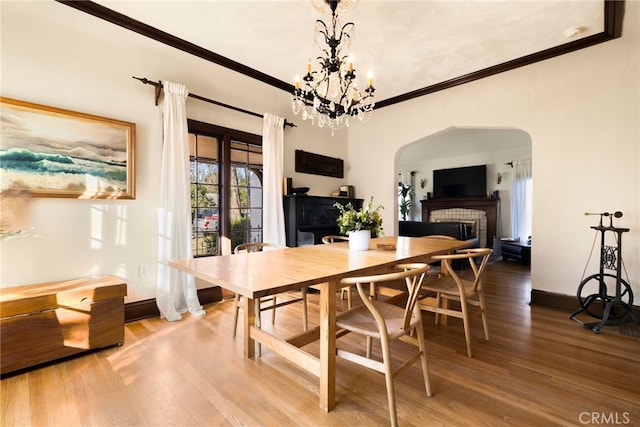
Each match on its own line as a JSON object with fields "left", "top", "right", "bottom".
{"left": 336, "top": 22, "right": 354, "bottom": 43}
{"left": 316, "top": 19, "right": 329, "bottom": 33}
{"left": 315, "top": 20, "right": 330, "bottom": 43}
{"left": 338, "top": 80, "right": 356, "bottom": 110}
{"left": 338, "top": 53, "right": 352, "bottom": 71}
{"left": 318, "top": 52, "right": 331, "bottom": 68}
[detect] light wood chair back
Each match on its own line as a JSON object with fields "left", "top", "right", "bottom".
{"left": 232, "top": 242, "right": 309, "bottom": 343}
{"left": 336, "top": 263, "right": 431, "bottom": 427}
{"left": 419, "top": 248, "right": 493, "bottom": 357}
{"left": 233, "top": 242, "right": 285, "bottom": 253}
{"left": 422, "top": 234, "right": 457, "bottom": 240}
{"left": 321, "top": 235, "right": 349, "bottom": 244}
{"left": 422, "top": 234, "right": 458, "bottom": 279}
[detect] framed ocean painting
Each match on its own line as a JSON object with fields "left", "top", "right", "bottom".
{"left": 0, "top": 97, "right": 135, "bottom": 199}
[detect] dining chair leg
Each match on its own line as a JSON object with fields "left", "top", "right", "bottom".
{"left": 434, "top": 293, "right": 442, "bottom": 325}
{"left": 302, "top": 287, "right": 309, "bottom": 331}
{"left": 459, "top": 297, "right": 473, "bottom": 358}
{"left": 415, "top": 320, "right": 432, "bottom": 396}
{"left": 232, "top": 294, "right": 241, "bottom": 337}
{"left": 380, "top": 336, "right": 398, "bottom": 427}
{"left": 479, "top": 292, "right": 490, "bottom": 341}
{"left": 440, "top": 296, "right": 449, "bottom": 326}
{"left": 271, "top": 296, "right": 276, "bottom": 324}
{"left": 340, "top": 286, "right": 353, "bottom": 308}
{"left": 366, "top": 336, "right": 373, "bottom": 359}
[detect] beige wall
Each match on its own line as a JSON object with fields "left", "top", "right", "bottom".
{"left": 347, "top": 1, "right": 639, "bottom": 297}
{"left": 1, "top": 1, "right": 638, "bottom": 302}
{"left": 0, "top": 1, "right": 347, "bottom": 300}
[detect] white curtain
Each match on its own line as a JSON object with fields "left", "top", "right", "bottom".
{"left": 262, "top": 113, "right": 286, "bottom": 246}
{"left": 511, "top": 159, "right": 532, "bottom": 242}
{"left": 156, "top": 81, "right": 205, "bottom": 321}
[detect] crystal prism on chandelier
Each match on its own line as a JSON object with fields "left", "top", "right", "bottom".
{"left": 291, "top": 0, "right": 375, "bottom": 134}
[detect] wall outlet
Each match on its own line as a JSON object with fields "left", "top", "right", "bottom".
{"left": 138, "top": 264, "right": 149, "bottom": 278}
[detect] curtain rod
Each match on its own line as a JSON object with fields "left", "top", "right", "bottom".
{"left": 132, "top": 76, "right": 296, "bottom": 128}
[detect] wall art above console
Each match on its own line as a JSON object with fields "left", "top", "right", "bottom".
{"left": 295, "top": 149, "right": 344, "bottom": 178}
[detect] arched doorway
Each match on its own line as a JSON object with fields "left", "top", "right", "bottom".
{"left": 396, "top": 126, "right": 532, "bottom": 241}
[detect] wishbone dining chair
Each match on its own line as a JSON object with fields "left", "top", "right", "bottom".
{"left": 336, "top": 263, "right": 431, "bottom": 427}
{"left": 232, "top": 242, "right": 309, "bottom": 339}
{"left": 418, "top": 248, "right": 492, "bottom": 357}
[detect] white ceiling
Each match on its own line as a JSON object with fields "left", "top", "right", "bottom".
{"left": 93, "top": 0, "right": 605, "bottom": 105}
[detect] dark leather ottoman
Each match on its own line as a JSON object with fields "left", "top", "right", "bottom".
{"left": 501, "top": 241, "right": 531, "bottom": 265}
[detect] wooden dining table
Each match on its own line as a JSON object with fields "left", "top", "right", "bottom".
{"left": 169, "top": 235, "right": 471, "bottom": 411}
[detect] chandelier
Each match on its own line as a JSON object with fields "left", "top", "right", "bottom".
{"left": 291, "top": 0, "right": 375, "bottom": 134}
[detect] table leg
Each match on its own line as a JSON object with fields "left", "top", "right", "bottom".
{"left": 319, "top": 279, "right": 337, "bottom": 411}
{"left": 244, "top": 296, "right": 256, "bottom": 358}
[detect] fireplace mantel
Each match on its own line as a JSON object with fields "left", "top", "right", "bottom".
{"left": 421, "top": 197, "right": 499, "bottom": 248}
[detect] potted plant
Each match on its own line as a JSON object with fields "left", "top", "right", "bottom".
{"left": 398, "top": 182, "right": 414, "bottom": 221}
{"left": 334, "top": 197, "right": 383, "bottom": 250}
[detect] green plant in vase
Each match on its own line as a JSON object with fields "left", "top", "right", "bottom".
{"left": 334, "top": 197, "right": 384, "bottom": 237}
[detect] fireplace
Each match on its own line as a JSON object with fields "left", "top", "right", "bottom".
{"left": 421, "top": 197, "right": 499, "bottom": 248}
{"left": 429, "top": 208, "right": 487, "bottom": 248}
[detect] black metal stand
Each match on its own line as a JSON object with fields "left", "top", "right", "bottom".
{"left": 570, "top": 214, "right": 638, "bottom": 333}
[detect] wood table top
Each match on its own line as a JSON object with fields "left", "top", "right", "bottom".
{"left": 169, "top": 236, "right": 469, "bottom": 298}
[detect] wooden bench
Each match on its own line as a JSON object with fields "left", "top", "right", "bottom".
{"left": 0, "top": 276, "right": 127, "bottom": 375}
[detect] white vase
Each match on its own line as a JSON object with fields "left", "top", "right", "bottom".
{"left": 349, "top": 229, "right": 371, "bottom": 251}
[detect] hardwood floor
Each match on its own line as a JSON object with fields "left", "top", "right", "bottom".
{"left": 2, "top": 261, "right": 639, "bottom": 426}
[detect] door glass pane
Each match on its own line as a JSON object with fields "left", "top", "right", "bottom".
{"left": 192, "top": 135, "right": 218, "bottom": 159}
{"left": 190, "top": 134, "right": 220, "bottom": 257}
{"left": 193, "top": 231, "right": 218, "bottom": 257}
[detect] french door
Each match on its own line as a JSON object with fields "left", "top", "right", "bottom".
{"left": 188, "top": 119, "right": 263, "bottom": 257}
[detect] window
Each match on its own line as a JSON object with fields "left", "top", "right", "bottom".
{"left": 188, "top": 120, "right": 263, "bottom": 257}
{"left": 510, "top": 159, "right": 532, "bottom": 242}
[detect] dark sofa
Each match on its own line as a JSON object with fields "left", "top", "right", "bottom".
{"left": 398, "top": 221, "right": 479, "bottom": 247}
{"left": 398, "top": 221, "right": 480, "bottom": 270}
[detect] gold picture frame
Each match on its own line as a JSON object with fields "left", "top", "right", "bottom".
{"left": 0, "top": 97, "right": 135, "bottom": 199}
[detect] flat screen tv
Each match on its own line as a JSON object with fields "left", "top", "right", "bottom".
{"left": 433, "top": 165, "right": 487, "bottom": 198}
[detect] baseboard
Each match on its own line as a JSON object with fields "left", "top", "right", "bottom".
{"left": 530, "top": 289, "right": 640, "bottom": 318}
{"left": 530, "top": 289, "right": 580, "bottom": 311}
{"left": 126, "top": 286, "right": 638, "bottom": 323}
{"left": 125, "top": 286, "right": 223, "bottom": 323}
